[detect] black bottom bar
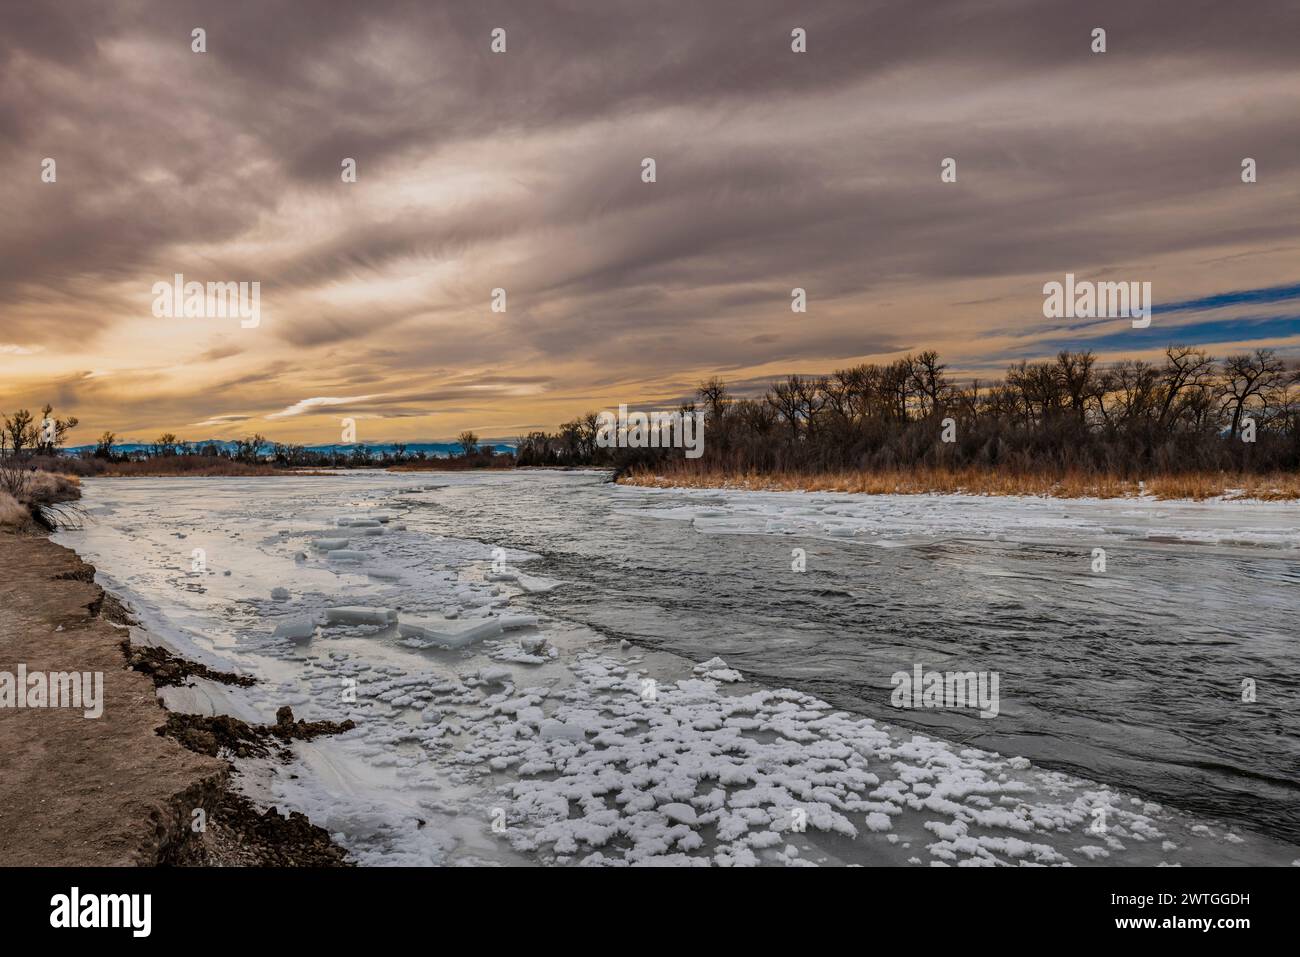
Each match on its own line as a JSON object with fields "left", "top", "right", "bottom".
{"left": 0, "top": 865, "right": 1286, "bottom": 942}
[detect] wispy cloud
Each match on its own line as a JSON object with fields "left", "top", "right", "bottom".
{"left": 266, "top": 395, "right": 386, "bottom": 420}
{"left": 191, "top": 413, "right": 253, "bottom": 428}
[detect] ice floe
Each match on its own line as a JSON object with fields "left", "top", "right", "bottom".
{"left": 324, "top": 606, "right": 397, "bottom": 627}
{"left": 273, "top": 615, "right": 322, "bottom": 643}
{"left": 399, "top": 614, "right": 539, "bottom": 650}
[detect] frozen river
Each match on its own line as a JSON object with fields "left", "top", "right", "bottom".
{"left": 57, "top": 471, "right": 1300, "bottom": 865}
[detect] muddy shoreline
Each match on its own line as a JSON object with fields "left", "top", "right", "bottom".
{"left": 0, "top": 528, "right": 352, "bottom": 866}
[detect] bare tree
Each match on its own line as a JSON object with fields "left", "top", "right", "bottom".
{"left": 767, "top": 379, "right": 804, "bottom": 442}
{"left": 234, "top": 433, "right": 267, "bottom": 462}
{"left": 1220, "top": 349, "right": 1286, "bottom": 439}
{"left": 1055, "top": 350, "right": 1096, "bottom": 423}
{"left": 907, "top": 350, "right": 951, "bottom": 418}
{"left": 696, "top": 378, "right": 731, "bottom": 424}
{"left": 1156, "top": 346, "right": 1216, "bottom": 429}
{"left": 3, "top": 409, "right": 36, "bottom": 456}
{"left": 34, "top": 403, "right": 79, "bottom": 454}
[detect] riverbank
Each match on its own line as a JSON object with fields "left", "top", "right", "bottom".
{"left": 618, "top": 465, "right": 1300, "bottom": 501}
{"left": 0, "top": 529, "right": 351, "bottom": 865}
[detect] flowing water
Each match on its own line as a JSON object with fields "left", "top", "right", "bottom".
{"left": 59, "top": 470, "right": 1300, "bottom": 857}
{"left": 404, "top": 471, "right": 1300, "bottom": 845}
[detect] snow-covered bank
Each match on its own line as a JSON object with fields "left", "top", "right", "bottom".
{"left": 56, "top": 473, "right": 1300, "bottom": 866}
{"left": 612, "top": 484, "right": 1300, "bottom": 552}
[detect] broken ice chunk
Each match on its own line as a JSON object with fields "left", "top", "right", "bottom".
{"left": 519, "top": 635, "right": 551, "bottom": 656}
{"left": 398, "top": 614, "right": 539, "bottom": 650}
{"left": 273, "top": 615, "right": 321, "bottom": 643}
{"left": 705, "top": 668, "right": 743, "bottom": 683}
{"left": 486, "top": 570, "right": 561, "bottom": 593}
{"left": 690, "top": 656, "right": 743, "bottom": 683}
{"left": 324, "top": 606, "right": 398, "bottom": 627}
{"left": 693, "top": 656, "right": 728, "bottom": 674}
{"left": 325, "top": 549, "right": 366, "bottom": 562}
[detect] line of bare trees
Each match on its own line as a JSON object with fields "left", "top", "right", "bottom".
{"left": 0, "top": 407, "right": 512, "bottom": 473}
{"left": 516, "top": 346, "right": 1299, "bottom": 474}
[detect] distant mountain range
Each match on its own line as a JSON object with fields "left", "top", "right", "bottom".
{"left": 62, "top": 441, "right": 515, "bottom": 458}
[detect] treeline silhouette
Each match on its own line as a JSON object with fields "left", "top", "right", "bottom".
{"left": 516, "top": 346, "right": 1299, "bottom": 476}
{"left": 0, "top": 419, "right": 510, "bottom": 474}
{"left": 7, "top": 346, "right": 1296, "bottom": 478}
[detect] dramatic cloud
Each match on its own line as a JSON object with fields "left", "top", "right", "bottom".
{"left": 1, "top": 1, "right": 1297, "bottom": 442}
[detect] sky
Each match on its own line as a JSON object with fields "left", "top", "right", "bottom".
{"left": 2, "top": 0, "right": 1298, "bottom": 445}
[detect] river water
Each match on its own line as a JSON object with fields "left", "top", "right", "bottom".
{"left": 58, "top": 470, "right": 1299, "bottom": 860}
{"left": 403, "top": 471, "right": 1300, "bottom": 845}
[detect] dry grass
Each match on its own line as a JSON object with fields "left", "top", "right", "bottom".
{"left": 1144, "top": 473, "right": 1300, "bottom": 501}
{"left": 100, "top": 458, "right": 285, "bottom": 477}
{"left": 0, "top": 466, "right": 80, "bottom": 504}
{"left": 619, "top": 465, "right": 1300, "bottom": 501}
{"left": 0, "top": 490, "right": 29, "bottom": 527}
{"left": 23, "top": 470, "right": 81, "bottom": 505}
{"left": 0, "top": 468, "right": 82, "bottom": 529}
{"left": 389, "top": 458, "right": 514, "bottom": 472}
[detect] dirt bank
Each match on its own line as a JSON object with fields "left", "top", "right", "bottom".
{"left": 0, "top": 529, "right": 350, "bottom": 866}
